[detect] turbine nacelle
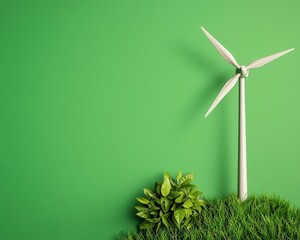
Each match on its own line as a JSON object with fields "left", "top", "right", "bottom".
{"left": 236, "top": 66, "right": 249, "bottom": 78}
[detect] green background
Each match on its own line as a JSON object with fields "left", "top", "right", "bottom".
{"left": 0, "top": 0, "right": 299, "bottom": 239}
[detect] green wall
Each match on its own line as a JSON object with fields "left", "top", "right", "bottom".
{"left": 1, "top": 1, "right": 299, "bottom": 239}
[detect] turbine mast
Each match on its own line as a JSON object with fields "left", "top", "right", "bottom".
{"left": 238, "top": 77, "right": 247, "bottom": 201}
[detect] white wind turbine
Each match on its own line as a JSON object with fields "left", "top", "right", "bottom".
{"left": 201, "top": 26, "right": 294, "bottom": 201}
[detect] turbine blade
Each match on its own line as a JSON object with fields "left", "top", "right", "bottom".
{"left": 247, "top": 48, "right": 295, "bottom": 70}
{"left": 205, "top": 73, "right": 241, "bottom": 118}
{"left": 201, "top": 26, "right": 240, "bottom": 68}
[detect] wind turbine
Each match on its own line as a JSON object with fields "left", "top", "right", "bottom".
{"left": 201, "top": 26, "right": 294, "bottom": 201}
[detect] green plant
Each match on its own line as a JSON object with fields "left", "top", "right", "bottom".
{"left": 118, "top": 194, "right": 300, "bottom": 239}
{"left": 135, "top": 171, "right": 204, "bottom": 233}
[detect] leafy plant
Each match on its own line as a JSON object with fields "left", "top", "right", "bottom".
{"left": 135, "top": 171, "right": 204, "bottom": 233}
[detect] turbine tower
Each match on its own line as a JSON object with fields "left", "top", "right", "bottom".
{"left": 201, "top": 26, "right": 294, "bottom": 201}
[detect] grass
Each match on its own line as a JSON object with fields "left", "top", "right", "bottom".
{"left": 116, "top": 194, "right": 300, "bottom": 240}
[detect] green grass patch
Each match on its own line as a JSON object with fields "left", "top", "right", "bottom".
{"left": 116, "top": 194, "right": 300, "bottom": 239}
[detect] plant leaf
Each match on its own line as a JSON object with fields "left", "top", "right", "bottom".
{"left": 146, "top": 217, "right": 160, "bottom": 223}
{"left": 136, "top": 197, "right": 149, "bottom": 204}
{"left": 192, "top": 205, "right": 202, "bottom": 213}
{"left": 156, "top": 183, "right": 161, "bottom": 195}
{"left": 188, "top": 190, "right": 202, "bottom": 199}
{"left": 183, "top": 215, "right": 191, "bottom": 227}
{"left": 135, "top": 206, "right": 149, "bottom": 212}
{"left": 194, "top": 199, "right": 205, "bottom": 207}
{"left": 139, "top": 221, "right": 155, "bottom": 230}
{"left": 171, "top": 203, "right": 178, "bottom": 211}
{"left": 175, "top": 193, "right": 184, "bottom": 203}
{"left": 161, "top": 197, "right": 166, "bottom": 213}
{"left": 174, "top": 209, "right": 185, "bottom": 227}
{"left": 179, "top": 173, "right": 194, "bottom": 186}
{"left": 176, "top": 171, "right": 182, "bottom": 183}
{"left": 144, "top": 189, "right": 158, "bottom": 200}
{"left": 164, "top": 198, "right": 172, "bottom": 212}
{"left": 184, "top": 208, "right": 192, "bottom": 218}
{"left": 156, "top": 221, "right": 161, "bottom": 233}
{"left": 161, "top": 176, "right": 171, "bottom": 197}
{"left": 150, "top": 205, "right": 160, "bottom": 210}
{"left": 164, "top": 172, "right": 171, "bottom": 178}
{"left": 161, "top": 213, "right": 171, "bottom": 228}
{"left": 183, "top": 199, "right": 193, "bottom": 209}
{"left": 187, "top": 222, "right": 193, "bottom": 230}
{"left": 150, "top": 205, "right": 160, "bottom": 211}
{"left": 169, "top": 177, "right": 177, "bottom": 187}
{"left": 149, "top": 211, "right": 159, "bottom": 217}
{"left": 159, "top": 210, "right": 163, "bottom": 217}
{"left": 168, "top": 191, "right": 181, "bottom": 200}
{"left": 150, "top": 211, "right": 159, "bottom": 216}
{"left": 136, "top": 212, "right": 149, "bottom": 219}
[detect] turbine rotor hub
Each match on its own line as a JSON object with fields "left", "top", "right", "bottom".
{"left": 236, "top": 66, "right": 249, "bottom": 78}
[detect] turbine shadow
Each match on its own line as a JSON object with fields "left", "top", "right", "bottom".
{"left": 174, "top": 41, "right": 231, "bottom": 195}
